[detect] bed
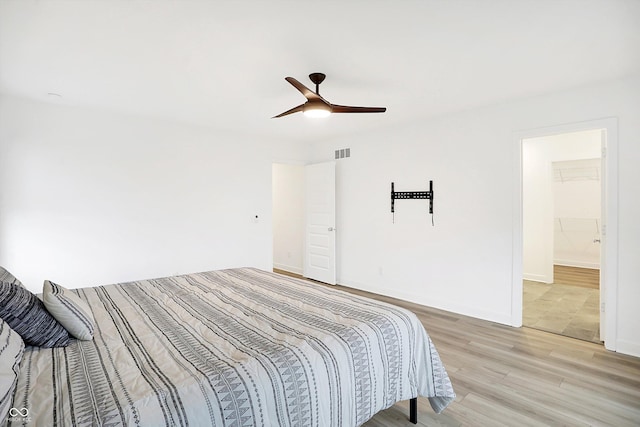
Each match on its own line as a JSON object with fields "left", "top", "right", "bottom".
{"left": 3, "top": 267, "right": 454, "bottom": 426}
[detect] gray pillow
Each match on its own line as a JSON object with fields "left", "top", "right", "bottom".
{"left": 0, "top": 267, "right": 23, "bottom": 287}
{"left": 0, "top": 319, "right": 25, "bottom": 426}
{"left": 43, "top": 280, "right": 95, "bottom": 340}
{"left": 0, "top": 281, "right": 70, "bottom": 348}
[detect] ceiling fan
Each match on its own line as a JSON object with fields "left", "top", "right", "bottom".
{"left": 273, "top": 72, "right": 386, "bottom": 118}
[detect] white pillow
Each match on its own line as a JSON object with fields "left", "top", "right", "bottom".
{"left": 0, "top": 319, "right": 25, "bottom": 426}
{"left": 42, "top": 280, "right": 95, "bottom": 341}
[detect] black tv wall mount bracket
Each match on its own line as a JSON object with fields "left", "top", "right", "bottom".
{"left": 390, "top": 180, "right": 434, "bottom": 225}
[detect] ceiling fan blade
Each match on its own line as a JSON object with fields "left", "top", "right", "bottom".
{"left": 272, "top": 104, "right": 305, "bottom": 118}
{"left": 330, "top": 105, "right": 387, "bottom": 113}
{"left": 285, "top": 77, "right": 323, "bottom": 101}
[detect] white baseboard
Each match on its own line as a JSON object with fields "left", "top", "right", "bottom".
{"left": 273, "top": 263, "right": 303, "bottom": 275}
{"left": 338, "top": 278, "right": 513, "bottom": 326}
{"left": 616, "top": 339, "right": 640, "bottom": 358}
{"left": 523, "top": 273, "right": 552, "bottom": 283}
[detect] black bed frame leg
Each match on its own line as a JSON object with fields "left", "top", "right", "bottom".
{"left": 409, "top": 397, "right": 417, "bottom": 424}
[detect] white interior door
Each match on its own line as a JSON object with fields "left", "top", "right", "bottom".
{"left": 304, "top": 161, "right": 336, "bottom": 284}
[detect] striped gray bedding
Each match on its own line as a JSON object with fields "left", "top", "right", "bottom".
{"left": 8, "top": 268, "right": 454, "bottom": 426}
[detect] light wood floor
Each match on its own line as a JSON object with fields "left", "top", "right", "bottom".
{"left": 274, "top": 270, "right": 640, "bottom": 426}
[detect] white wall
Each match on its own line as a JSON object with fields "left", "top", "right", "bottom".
{"left": 523, "top": 130, "right": 601, "bottom": 282}
{"left": 309, "top": 74, "right": 640, "bottom": 357}
{"left": 272, "top": 163, "right": 304, "bottom": 274}
{"left": 0, "top": 95, "right": 305, "bottom": 291}
{"left": 2, "top": 75, "right": 639, "bottom": 357}
{"left": 522, "top": 141, "right": 555, "bottom": 283}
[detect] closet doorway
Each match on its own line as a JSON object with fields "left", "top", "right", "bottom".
{"left": 272, "top": 162, "right": 337, "bottom": 285}
{"left": 522, "top": 129, "right": 603, "bottom": 343}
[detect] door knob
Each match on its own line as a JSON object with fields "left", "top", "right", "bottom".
{"left": 328, "top": 227, "right": 335, "bottom": 231}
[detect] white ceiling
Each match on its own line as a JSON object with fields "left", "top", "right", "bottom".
{"left": 1, "top": 0, "right": 639, "bottom": 143}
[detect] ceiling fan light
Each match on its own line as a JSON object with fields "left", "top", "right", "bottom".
{"left": 303, "top": 108, "right": 331, "bottom": 118}
{"left": 303, "top": 103, "right": 331, "bottom": 118}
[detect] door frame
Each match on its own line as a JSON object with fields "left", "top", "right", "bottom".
{"left": 511, "top": 118, "right": 618, "bottom": 351}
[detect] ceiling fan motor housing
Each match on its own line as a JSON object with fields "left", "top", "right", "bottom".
{"left": 309, "top": 73, "right": 326, "bottom": 93}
